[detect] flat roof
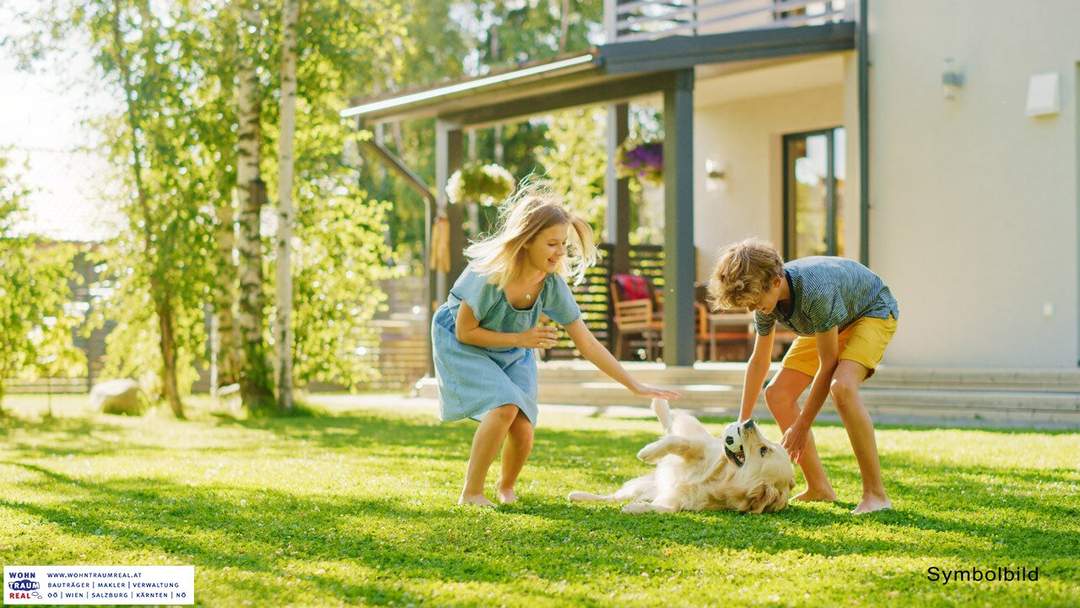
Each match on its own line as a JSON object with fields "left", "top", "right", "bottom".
{"left": 341, "top": 22, "right": 855, "bottom": 126}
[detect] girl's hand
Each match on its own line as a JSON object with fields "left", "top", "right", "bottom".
{"left": 518, "top": 324, "right": 560, "bottom": 349}
{"left": 630, "top": 382, "right": 680, "bottom": 400}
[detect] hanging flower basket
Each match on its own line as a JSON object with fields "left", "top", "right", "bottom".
{"left": 616, "top": 140, "right": 664, "bottom": 186}
{"left": 446, "top": 162, "right": 516, "bottom": 206}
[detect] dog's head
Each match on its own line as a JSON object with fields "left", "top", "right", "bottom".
{"left": 722, "top": 419, "right": 795, "bottom": 513}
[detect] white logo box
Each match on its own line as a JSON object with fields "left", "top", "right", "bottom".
{"left": 4, "top": 566, "right": 194, "bottom": 605}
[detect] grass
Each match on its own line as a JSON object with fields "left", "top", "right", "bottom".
{"left": 0, "top": 394, "right": 1078, "bottom": 607}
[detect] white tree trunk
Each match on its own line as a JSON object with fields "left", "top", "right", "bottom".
{"left": 275, "top": 0, "right": 300, "bottom": 411}
{"left": 235, "top": 0, "right": 273, "bottom": 409}
{"left": 213, "top": 194, "right": 240, "bottom": 389}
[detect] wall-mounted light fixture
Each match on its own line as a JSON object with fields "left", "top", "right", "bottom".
{"left": 1026, "top": 72, "right": 1060, "bottom": 117}
{"left": 942, "top": 57, "right": 964, "bottom": 99}
{"left": 705, "top": 159, "right": 726, "bottom": 192}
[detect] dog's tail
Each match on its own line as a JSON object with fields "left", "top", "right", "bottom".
{"left": 651, "top": 398, "right": 673, "bottom": 432}
{"left": 567, "top": 491, "right": 615, "bottom": 503}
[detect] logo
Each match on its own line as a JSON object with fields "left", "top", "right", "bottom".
{"left": 9, "top": 579, "right": 40, "bottom": 591}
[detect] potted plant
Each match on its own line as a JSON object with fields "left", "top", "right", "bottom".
{"left": 616, "top": 140, "right": 663, "bottom": 186}
{"left": 446, "top": 162, "right": 516, "bottom": 206}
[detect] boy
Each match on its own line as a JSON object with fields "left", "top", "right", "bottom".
{"left": 708, "top": 238, "right": 898, "bottom": 514}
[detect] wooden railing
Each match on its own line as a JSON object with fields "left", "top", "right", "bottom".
{"left": 543, "top": 243, "right": 664, "bottom": 360}
{"left": 608, "top": 0, "right": 853, "bottom": 43}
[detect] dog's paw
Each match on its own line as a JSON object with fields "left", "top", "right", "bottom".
{"left": 637, "top": 440, "right": 665, "bottom": 463}
{"left": 567, "top": 491, "right": 591, "bottom": 502}
{"left": 622, "top": 502, "right": 653, "bottom": 514}
{"left": 651, "top": 398, "right": 672, "bottom": 430}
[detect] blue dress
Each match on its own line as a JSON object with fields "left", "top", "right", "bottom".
{"left": 431, "top": 266, "right": 582, "bottom": 426}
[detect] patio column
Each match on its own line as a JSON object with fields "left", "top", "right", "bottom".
{"left": 605, "top": 103, "right": 631, "bottom": 275}
{"left": 435, "top": 120, "right": 465, "bottom": 299}
{"left": 662, "top": 69, "right": 695, "bottom": 367}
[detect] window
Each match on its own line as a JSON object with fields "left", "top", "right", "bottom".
{"left": 783, "top": 127, "right": 845, "bottom": 259}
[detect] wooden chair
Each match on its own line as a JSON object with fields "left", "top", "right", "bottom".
{"left": 610, "top": 273, "right": 663, "bottom": 360}
{"left": 695, "top": 304, "right": 754, "bottom": 361}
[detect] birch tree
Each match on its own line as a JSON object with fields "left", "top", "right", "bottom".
{"left": 234, "top": 0, "right": 274, "bottom": 410}
{"left": 275, "top": 0, "right": 300, "bottom": 411}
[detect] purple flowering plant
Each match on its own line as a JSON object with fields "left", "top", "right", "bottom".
{"left": 616, "top": 140, "right": 663, "bottom": 186}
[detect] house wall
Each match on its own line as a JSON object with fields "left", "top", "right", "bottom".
{"left": 868, "top": 0, "right": 1080, "bottom": 367}
{"left": 692, "top": 81, "right": 846, "bottom": 281}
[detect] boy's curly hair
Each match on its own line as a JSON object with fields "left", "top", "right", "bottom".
{"left": 707, "top": 238, "right": 783, "bottom": 311}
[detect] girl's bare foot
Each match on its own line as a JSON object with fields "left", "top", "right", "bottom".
{"left": 793, "top": 487, "right": 837, "bottom": 502}
{"left": 497, "top": 487, "right": 517, "bottom": 504}
{"left": 853, "top": 494, "right": 891, "bottom": 514}
{"left": 458, "top": 493, "right": 495, "bottom": 508}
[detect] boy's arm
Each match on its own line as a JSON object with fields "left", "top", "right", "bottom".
{"left": 739, "top": 330, "right": 776, "bottom": 422}
{"left": 782, "top": 326, "right": 839, "bottom": 461}
{"left": 566, "top": 319, "right": 679, "bottom": 399}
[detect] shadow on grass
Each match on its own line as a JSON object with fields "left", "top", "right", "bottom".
{"left": 2, "top": 408, "right": 1078, "bottom": 605}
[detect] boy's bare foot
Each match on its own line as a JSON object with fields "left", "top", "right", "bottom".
{"left": 458, "top": 494, "right": 495, "bottom": 508}
{"left": 853, "top": 494, "right": 892, "bottom": 514}
{"left": 793, "top": 487, "right": 837, "bottom": 502}
{"left": 497, "top": 487, "right": 517, "bottom": 504}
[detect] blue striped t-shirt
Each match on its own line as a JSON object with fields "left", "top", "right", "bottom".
{"left": 754, "top": 257, "right": 899, "bottom": 337}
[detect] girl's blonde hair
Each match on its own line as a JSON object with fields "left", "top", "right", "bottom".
{"left": 707, "top": 238, "right": 784, "bottom": 310}
{"left": 464, "top": 181, "right": 597, "bottom": 289}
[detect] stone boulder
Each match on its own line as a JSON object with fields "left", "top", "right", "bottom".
{"left": 90, "top": 379, "right": 149, "bottom": 415}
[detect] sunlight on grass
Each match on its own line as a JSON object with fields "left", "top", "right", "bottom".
{"left": 0, "top": 396, "right": 1077, "bottom": 606}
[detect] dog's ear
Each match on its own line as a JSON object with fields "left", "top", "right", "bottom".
{"left": 745, "top": 482, "right": 782, "bottom": 514}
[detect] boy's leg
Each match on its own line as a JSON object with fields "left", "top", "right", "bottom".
{"left": 496, "top": 410, "right": 534, "bottom": 504}
{"left": 831, "top": 360, "right": 891, "bottom": 513}
{"left": 460, "top": 404, "right": 519, "bottom": 506}
{"left": 764, "top": 368, "right": 836, "bottom": 501}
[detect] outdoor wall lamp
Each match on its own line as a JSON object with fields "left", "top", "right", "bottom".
{"left": 705, "top": 159, "right": 726, "bottom": 180}
{"left": 705, "top": 159, "right": 726, "bottom": 192}
{"left": 942, "top": 57, "right": 964, "bottom": 99}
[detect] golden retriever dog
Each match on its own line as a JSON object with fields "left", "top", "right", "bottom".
{"left": 569, "top": 399, "right": 795, "bottom": 514}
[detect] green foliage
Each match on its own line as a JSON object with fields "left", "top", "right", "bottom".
{"left": 446, "top": 162, "right": 516, "bottom": 206}
{"left": 473, "top": 0, "right": 603, "bottom": 67}
{"left": 291, "top": 182, "right": 395, "bottom": 391}
{"left": 258, "top": 0, "right": 406, "bottom": 393}
{"left": 535, "top": 107, "right": 608, "bottom": 236}
{"left": 1, "top": 398, "right": 1078, "bottom": 606}
{"left": 62, "top": 0, "right": 220, "bottom": 402}
{"left": 0, "top": 154, "right": 84, "bottom": 405}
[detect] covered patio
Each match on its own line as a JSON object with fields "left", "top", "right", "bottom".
{"left": 342, "top": 22, "right": 858, "bottom": 367}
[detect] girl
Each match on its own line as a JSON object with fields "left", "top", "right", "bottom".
{"left": 432, "top": 184, "right": 679, "bottom": 507}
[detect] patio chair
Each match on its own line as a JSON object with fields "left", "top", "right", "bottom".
{"left": 695, "top": 303, "right": 754, "bottom": 361}
{"left": 609, "top": 273, "right": 663, "bottom": 360}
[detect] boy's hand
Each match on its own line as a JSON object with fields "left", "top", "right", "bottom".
{"left": 630, "top": 382, "right": 681, "bottom": 400}
{"left": 781, "top": 419, "right": 811, "bottom": 462}
{"left": 518, "top": 324, "right": 560, "bottom": 349}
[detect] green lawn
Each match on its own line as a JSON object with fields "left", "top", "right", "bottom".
{"left": 1, "top": 395, "right": 1078, "bottom": 607}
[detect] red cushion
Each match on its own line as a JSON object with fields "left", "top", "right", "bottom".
{"left": 614, "top": 273, "right": 650, "bottom": 301}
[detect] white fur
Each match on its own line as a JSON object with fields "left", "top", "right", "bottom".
{"left": 569, "top": 399, "right": 795, "bottom": 514}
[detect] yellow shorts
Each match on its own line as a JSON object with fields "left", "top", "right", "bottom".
{"left": 781, "top": 315, "right": 897, "bottom": 379}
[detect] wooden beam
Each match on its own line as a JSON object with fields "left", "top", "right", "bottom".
{"left": 662, "top": 69, "right": 696, "bottom": 367}
{"left": 606, "top": 103, "right": 631, "bottom": 276}
{"left": 443, "top": 72, "right": 677, "bottom": 127}
{"left": 436, "top": 121, "right": 465, "bottom": 301}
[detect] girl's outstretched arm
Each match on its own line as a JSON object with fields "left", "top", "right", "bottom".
{"left": 565, "top": 319, "right": 680, "bottom": 400}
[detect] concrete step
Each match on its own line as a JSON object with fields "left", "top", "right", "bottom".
{"left": 414, "top": 365, "right": 1080, "bottom": 429}
{"left": 536, "top": 362, "right": 1080, "bottom": 393}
